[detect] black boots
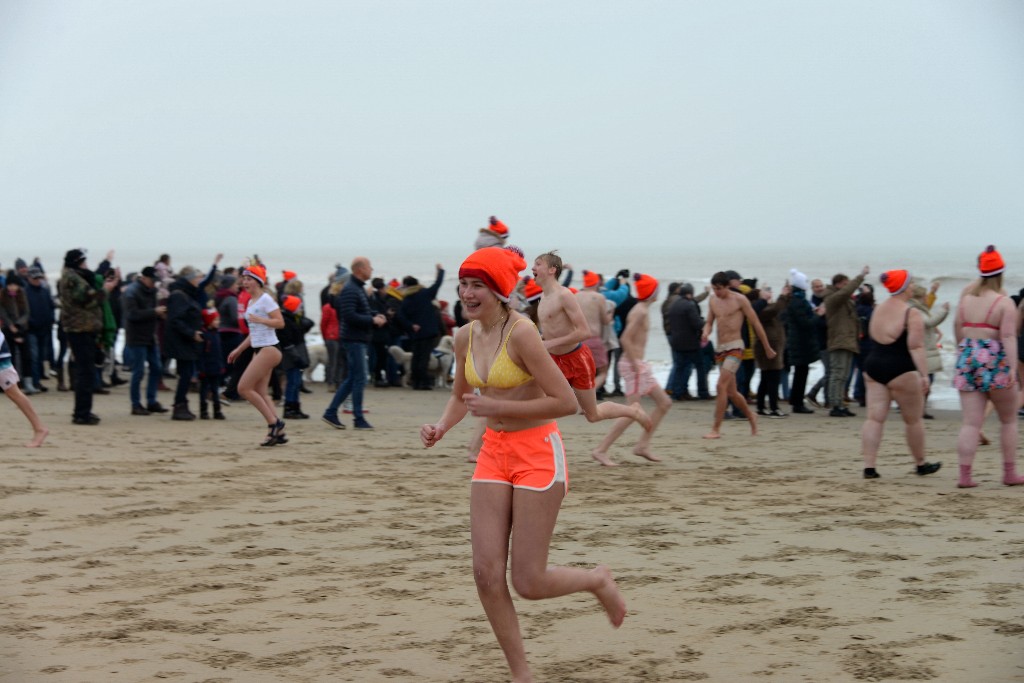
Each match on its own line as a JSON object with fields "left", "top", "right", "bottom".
{"left": 284, "top": 402, "right": 310, "bottom": 419}
{"left": 172, "top": 402, "right": 196, "bottom": 421}
{"left": 200, "top": 401, "right": 226, "bottom": 420}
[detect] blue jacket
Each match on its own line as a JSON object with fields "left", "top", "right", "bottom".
{"left": 335, "top": 276, "right": 376, "bottom": 343}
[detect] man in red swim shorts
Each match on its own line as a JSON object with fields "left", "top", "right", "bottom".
{"left": 532, "top": 252, "right": 651, "bottom": 453}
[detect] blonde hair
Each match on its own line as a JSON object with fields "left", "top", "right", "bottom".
{"left": 969, "top": 274, "right": 1003, "bottom": 297}
{"left": 284, "top": 279, "right": 304, "bottom": 296}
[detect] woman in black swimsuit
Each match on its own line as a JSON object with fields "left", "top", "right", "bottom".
{"left": 860, "top": 269, "right": 942, "bottom": 479}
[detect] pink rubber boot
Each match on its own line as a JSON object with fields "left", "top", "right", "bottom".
{"left": 1003, "top": 462, "right": 1024, "bottom": 486}
{"left": 958, "top": 465, "right": 978, "bottom": 489}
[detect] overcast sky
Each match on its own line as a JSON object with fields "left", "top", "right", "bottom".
{"left": 1, "top": 0, "right": 1022, "bottom": 255}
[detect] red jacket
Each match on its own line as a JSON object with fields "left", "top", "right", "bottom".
{"left": 321, "top": 302, "right": 339, "bottom": 341}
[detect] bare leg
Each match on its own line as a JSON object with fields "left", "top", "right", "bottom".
{"left": 978, "top": 399, "right": 994, "bottom": 445}
{"left": 239, "top": 348, "right": 281, "bottom": 424}
{"left": 704, "top": 371, "right": 734, "bottom": 439}
{"left": 989, "top": 387, "right": 1024, "bottom": 485}
{"left": 890, "top": 373, "right": 926, "bottom": 464}
{"left": 592, "top": 415, "right": 630, "bottom": 466}
{"left": 957, "top": 390, "right": 986, "bottom": 488}
{"left": 594, "top": 364, "right": 609, "bottom": 394}
{"left": 860, "top": 377, "right": 890, "bottom": 470}
{"left": 575, "top": 387, "right": 651, "bottom": 430}
{"left": 4, "top": 386, "right": 48, "bottom": 447}
{"left": 470, "top": 483, "right": 529, "bottom": 681}
{"left": 728, "top": 384, "right": 759, "bottom": 436}
{"left": 508, "top": 487, "right": 626, "bottom": 625}
{"left": 632, "top": 387, "right": 671, "bottom": 461}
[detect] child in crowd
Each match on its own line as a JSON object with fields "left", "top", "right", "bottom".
{"left": 279, "top": 295, "right": 314, "bottom": 420}
{"left": 198, "top": 307, "right": 225, "bottom": 420}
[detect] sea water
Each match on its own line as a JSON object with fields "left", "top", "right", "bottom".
{"left": 34, "top": 243, "right": 1024, "bottom": 411}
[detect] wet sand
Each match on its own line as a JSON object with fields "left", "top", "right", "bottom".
{"left": 3, "top": 383, "right": 1023, "bottom": 682}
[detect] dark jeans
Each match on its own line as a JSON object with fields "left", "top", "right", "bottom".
{"left": 28, "top": 327, "right": 52, "bottom": 384}
{"left": 199, "top": 375, "right": 221, "bottom": 409}
{"left": 757, "top": 368, "right": 781, "bottom": 412}
{"left": 285, "top": 367, "right": 302, "bottom": 403}
{"left": 67, "top": 331, "right": 97, "bottom": 418}
{"left": 326, "top": 341, "right": 368, "bottom": 419}
{"left": 174, "top": 358, "right": 195, "bottom": 406}
{"left": 128, "top": 344, "right": 162, "bottom": 408}
{"left": 789, "top": 364, "right": 810, "bottom": 409}
{"left": 409, "top": 336, "right": 437, "bottom": 388}
{"left": 670, "top": 348, "right": 709, "bottom": 398}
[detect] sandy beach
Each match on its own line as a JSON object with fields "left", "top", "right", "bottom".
{"left": 3, "top": 382, "right": 1023, "bottom": 682}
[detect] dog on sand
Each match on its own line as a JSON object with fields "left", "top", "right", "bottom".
{"left": 387, "top": 336, "right": 455, "bottom": 388}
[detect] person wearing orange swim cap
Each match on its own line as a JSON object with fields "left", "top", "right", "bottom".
{"left": 419, "top": 245, "right": 627, "bottom": 680}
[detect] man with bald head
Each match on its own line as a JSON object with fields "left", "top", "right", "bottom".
{"left": 322, "top": 257, "right": 387, "bottom": 430}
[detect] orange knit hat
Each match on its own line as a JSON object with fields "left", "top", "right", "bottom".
{"left": 282, "top": 270, "right": 297, "bottom": 281}
{"left": 459, "top": 246, "right": 527, "bottom": 302}
{"left": 522, "top": 276, "right": 543, "bottom": 302}
{"left": 244, "top": 265, "right": 267, "bottom": 286}
{"left": 879, "top": 269, "right": 911, "bottom": 295}
{"left": 633, "top": 272, "right": 659, "bottom": 301}
{"left": 487, "top": 216, "right": 509, "bottom": 237}
{"left": 582, "top": 270, "right": 600, "bottom": 288}
{"left": 978, "top": 245, "right": 1005, "bottom": 277}
{"left": 281, "top": 295, "right": 302, "bottom": 313}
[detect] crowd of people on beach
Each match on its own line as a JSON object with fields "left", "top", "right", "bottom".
{"left": 4, "top": 227, "right": 1024, "bottom": 681}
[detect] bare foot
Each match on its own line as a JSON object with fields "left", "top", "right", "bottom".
{"left": 749, "top": 413, "right": 758, "bottom": 436}
{"left": 702, "top": 431, "right": 721, "bottom": 440}
{"left": 27, "top": 428, "right": 48, "bottom": 448}
{"left": 979, "top": 433, "right": 990, "bottom": 446}
{"left": 591, "top": 565, "right": 626, "bottom": 628}
{"left": 466, "top": 455, "right": 478, "bottom": 463}
{"left": 632, "top": 446, "right": 662, "bottom": 462}
{"left": 631, "top": 405, "right": 653, "bottom": 431}
{"left": 592, "top": 450, "right": 618, "bottom": 467}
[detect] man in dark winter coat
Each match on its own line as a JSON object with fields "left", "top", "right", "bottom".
{"left": 122, "top": 266, "right": 168, "bottom": 415}
{"left": 397, "top": 264, "right": 445, "bottom": 390}
{"left": 165, "top": 267, "right": 206, "bottom": 420}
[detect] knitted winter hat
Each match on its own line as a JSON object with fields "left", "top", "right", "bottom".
{"left": 978, "top": 245, "right": 1005, "bottom": 277}
{"left": 201, "top": 308, "right": 220, "bottom": 327}
{"left": 789, "top": 268, "right": 809, "bottom": 291}
{"left": 459, "top": 246, "right": 527, "bottom": 303}
{"left": 281, "top": 295, "right": 302, "bottom": 313}
{"left": 282, "top": 270, "right": 297, "bottom": 281}
{"left": 522, "top": 276, "right": 543, "bottom": 302}
{"left": 633, "top": 272, "right": 659, "bottom": 301}
{"left": 880, "top": 269, "right": 911, "bottom": 295}
{"left": 64, "top": 248, "right": 87, "bottom": 268}
{"left": 582, "top": 270, "right": 600, "bottom": 289}
{"left": 485, "top": 216, "right": 509, "bottom": 238}
{"left": 244, "top": 265, "right": 267, "bottom": 286}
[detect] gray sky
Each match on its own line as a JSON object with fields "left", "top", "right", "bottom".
{"left": 2, "top": 0, "right": 1023, "bottom": 254}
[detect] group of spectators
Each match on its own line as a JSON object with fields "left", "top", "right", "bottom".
{"left": 659, "top": 266, "right": 953, "bottom": 420}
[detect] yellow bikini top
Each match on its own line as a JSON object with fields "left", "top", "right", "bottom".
{"left": 465, "top": 318, "right": 535, "bottom": 389}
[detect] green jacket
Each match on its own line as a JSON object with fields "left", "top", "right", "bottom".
{"left": 59, "top": 268, "right": 107, "bottom": 334}
{"left": 824, "top": 273, "right": 865, "bottom": 353}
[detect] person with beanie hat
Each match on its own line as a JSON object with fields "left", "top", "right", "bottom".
{"left": 701, "top": 270, "right": 776, "bottom": 439}
{"left": 784, "top": 270, "right": 819, "bottom": 414}
{"left": 590, "top": 271, "right": 671, "bottom": 464}
{"left": 419, "top": 245, "right": 625, "bottom": 680}
{"left": 59, "top": 248, "right": 120, "bottom": 425}
{"left": 197, "top": 307, "right": 226, "bottom": 420}
{"left": 952, "top": 245, "right": 1024, "bottom": 487}
{"left": 859, "top": 269, "right": 941, "bottom": 480}
{"left": 227, "top": 265, "right": 288, "bottom": 445}
{"left": 278, "top": 295, "right": 314, "bottom": 420}
{"left": 530, "top": 253, "right": 651, "bottom": 456}
{"left": 473, "top": 215, "right": 510, "bottom": 250}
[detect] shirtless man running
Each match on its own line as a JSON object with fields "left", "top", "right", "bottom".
{"left": 590, "top": 272, "right": 672, "bottom": 465}
{"left": 702, "top": 271, "right": 776, "bottom": 439}
{"left": 533, "top": 253, "right": 651, "bottom": 441}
